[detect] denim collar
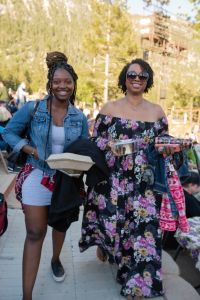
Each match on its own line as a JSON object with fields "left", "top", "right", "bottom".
{"left": 38, "top": 95, "right": 78, "bottom": 115}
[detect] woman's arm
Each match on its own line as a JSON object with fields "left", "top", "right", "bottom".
{"left": 2, "top": 101, "right": 36, "bottom": 152}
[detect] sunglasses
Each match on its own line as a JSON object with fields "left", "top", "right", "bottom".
{"left": 126, "top": 71, "right": 149, "bottom": 81}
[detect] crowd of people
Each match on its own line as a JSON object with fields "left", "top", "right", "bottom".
{"left": 1, "top": 52, "right": 200, "bottom": 300}
{"left": 0, "top": 80, "right": 27, "bottom": 109}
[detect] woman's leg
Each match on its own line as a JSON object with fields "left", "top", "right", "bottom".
{"left": 22, "top": 205, "right": 48, "bottom": 300}
{"left": 51, "top": 229, "right": 66, "bottom": 281}
{"left": 52, "top": 229, "right": 66, "bottom": 261}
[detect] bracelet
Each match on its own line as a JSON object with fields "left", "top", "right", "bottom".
{"left": 30, "top": 149, "right": 35, "bottom": 156}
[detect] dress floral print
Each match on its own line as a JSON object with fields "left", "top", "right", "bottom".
{"left": 79, "top": 114, "right": 168, "bottom": 298}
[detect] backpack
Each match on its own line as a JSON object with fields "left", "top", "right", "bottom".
{"left": 0, "top": 193, "right": 8, "bottom": 236}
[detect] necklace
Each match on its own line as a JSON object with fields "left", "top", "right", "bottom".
{"left": 126, "top": 97, "right": 144, "bottom": 111}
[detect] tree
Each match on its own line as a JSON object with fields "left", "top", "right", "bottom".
{"left": 82, "top": 0, "right": 138, "bottom": 103}
{"left": 190, "top": 0, "right": 200, "bottom": 32}
{"left": 143, "top": 0, "right": 170, "bottom": 7}
{"left": 1, "top": 0, "right": 199, "bottom": 110}
{"left": 0, "top": 0, "right": 90, "bottom": 93}
{"left": 0, "top": 0, "right": 138, "bottom": 103}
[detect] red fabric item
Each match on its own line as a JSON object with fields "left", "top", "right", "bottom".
{"left": 41, "top": 175, "right": 55, "bottom": 192}
{"left": 15, "top": 164, "right": 55, "bottom": 202}
{"left": 15, "top": 163, "right": 34, "bottom": 202}
{"left": 15, "top": 164, "right": 84, "bottom": 205}
{"left": 160, "top": 167, "right": 190, "bottom": 233}
{"left": 0, "top": 197, "right": 8, "bottom": 236}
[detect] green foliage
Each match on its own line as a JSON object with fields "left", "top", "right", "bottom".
{"left": 166, "top": 57, "right": 200, "bottom": 110}
{"left": 0, "top": 0, "right": 199, "bottom": 111}
{"left": 0, "top": 0, "right": 138, "bottom": 103}
{"left": 82, "top": 0, "right": 138, "bottom": 102}
{"left": 190, "top": 0, "right": 200, "bottom": 32}
{"left": 171, "top": 83, "right": 193, "bottom": 107}
{"left": 143, "top": 0, "right": 170, "bottom": 7}
{"left": 0, "top": 0, "right": 89, "bottom": 93}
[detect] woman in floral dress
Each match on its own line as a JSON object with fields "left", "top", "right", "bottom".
{"left": 79, "top": 59, "right": 168, "bottom": 300}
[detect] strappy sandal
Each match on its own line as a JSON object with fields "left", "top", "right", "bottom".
{"left": 127, "top": 296, "right": 143, "bottom": 300}
{"left": 96, "top": 246, "right": 107, "bottom": 262}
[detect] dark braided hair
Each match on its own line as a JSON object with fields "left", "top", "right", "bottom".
{"left": 46, "top": 51, "right": 78, "bottom": 105}
{"left": 118, "top": 58, "right": 154, "bottom": 94}
{"left": 43, "top": 52, "right": 79, "bottom": 168}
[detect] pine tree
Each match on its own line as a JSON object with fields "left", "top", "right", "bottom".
{"left": 82, "top": 0, "right": 138, "bottom": 103}
{"left": 190, "top": 0, "right": 200, "bottom": 32}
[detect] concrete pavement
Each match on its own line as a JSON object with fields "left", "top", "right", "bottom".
{"left": 0, "top": 194, "right": 200, "bottom": 300}
{"left": 0, "top": 208, "right": 132, "bottom": 300}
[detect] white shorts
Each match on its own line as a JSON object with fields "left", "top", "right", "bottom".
{"left": 22, "top": 169, "right": 52, "bottom": 206}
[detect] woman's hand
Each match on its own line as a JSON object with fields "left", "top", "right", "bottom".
{"left": 107, "top": 141, "right": 124, "bottom": 156}
{"left": 31, "top": 148, "right": 39, "bottom": 160}
{"left": 22, "top": 145, "right": 39, "bottom": 160}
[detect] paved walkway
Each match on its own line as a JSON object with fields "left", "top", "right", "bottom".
{"left": 1, "top": 208, "right": 128, "bottom": 300}
{"left": 0, "top": 204, "right": 200, "bottom": 300}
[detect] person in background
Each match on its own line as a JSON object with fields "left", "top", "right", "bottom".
{"left": 4, "top": 88, "right": 18, "bottom": 115}
{"left": 3, "top": 51, "right": 88, "bottom": 300}
{"left": 162, "top": 171, "right": 200, "bottom": 251}
{"left": 0, "top": 80, "right": 9, "bottom": 103}
{"left": 0, "top": 126, "right": 8, "bottom": 150}
{"left": 180, "top": 172, "right": 200, "bottom": 218}
{"left": 0, "top": 105, "right": 12, "bottom": 127}
{"left": 83, "top": 105, "right": 91, "bottom": 118}
{"left": 16, "top": 82, "right": 27, "bottom": 108}
{"left": 190, "top": 130, "right": 198, "bottom": 143}
{"left": 184, "top": 132, "right": 190, "bottom": 139}
{"left": 93, "top": 99, "right": 99, "bottom": 119}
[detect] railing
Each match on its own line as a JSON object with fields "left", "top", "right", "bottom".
{"left": 167, "top": 108, "right": 200, "bottom": 124}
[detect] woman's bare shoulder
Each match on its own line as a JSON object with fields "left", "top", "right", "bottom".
{"left": 144, "top": 100, "right": 166, "bottom": 119}
{"left": 154, "top": 103, "right": 166, "bottom": 119}
{"left": 100, "top": 99, "right": 123, "bottom": 115}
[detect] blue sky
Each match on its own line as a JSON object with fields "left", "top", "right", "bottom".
{"left": 127, "top": 0, "right": 195, "bottom": 19}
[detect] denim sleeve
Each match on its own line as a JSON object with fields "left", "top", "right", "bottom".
{"left": 2, "top": 101, "right": 35, "bottom": 152}
{"left": 0, "top": 126, "right": 4, "bottom": 134}
{"left": 80, "top": 114, "right": 89, "bottom": 139}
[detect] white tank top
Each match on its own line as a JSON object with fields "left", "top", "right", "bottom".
{"left": 52, "top": 124, "right": 65, "bottom": 154}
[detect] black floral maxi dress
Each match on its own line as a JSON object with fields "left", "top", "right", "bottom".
{"left": 79, "top": 114, "right": 168, "bottom": 298}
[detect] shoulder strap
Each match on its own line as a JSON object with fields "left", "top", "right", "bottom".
{"left": 27, "top": 100, "right": 40, "bottom": 132}
{"left": 30, "top": 100, "right": 40, "bottom": 120}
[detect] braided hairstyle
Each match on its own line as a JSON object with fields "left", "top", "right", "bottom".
{"left": 43, "top": 52, "right": 78, "bottom": 164}
{"left": 46, "top": 51, "right": 78, "bottom": 105}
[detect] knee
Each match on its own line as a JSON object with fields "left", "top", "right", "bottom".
{"left": 26, "top": 227, "right": 47, "bottom": 243}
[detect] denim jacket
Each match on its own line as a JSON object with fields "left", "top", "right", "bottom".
{"left": 145, "top": 139, "right": 189, "bottom": 218}
{"left": 145, "top": 143, "right": 167, "bottom": 193}
{"left": 2, "top": 96, "right": 89, "bottom": 176}
{"left": 146, "top": 137, "right": 189, "bottom": 193}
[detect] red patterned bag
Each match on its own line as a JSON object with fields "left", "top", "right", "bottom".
{"left": 0, "top": 194, "right": 8, "bottom": 236}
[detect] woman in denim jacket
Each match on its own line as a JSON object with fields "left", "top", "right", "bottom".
{"left": 3, "top": 52, "right": 88, "bottom": 300}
